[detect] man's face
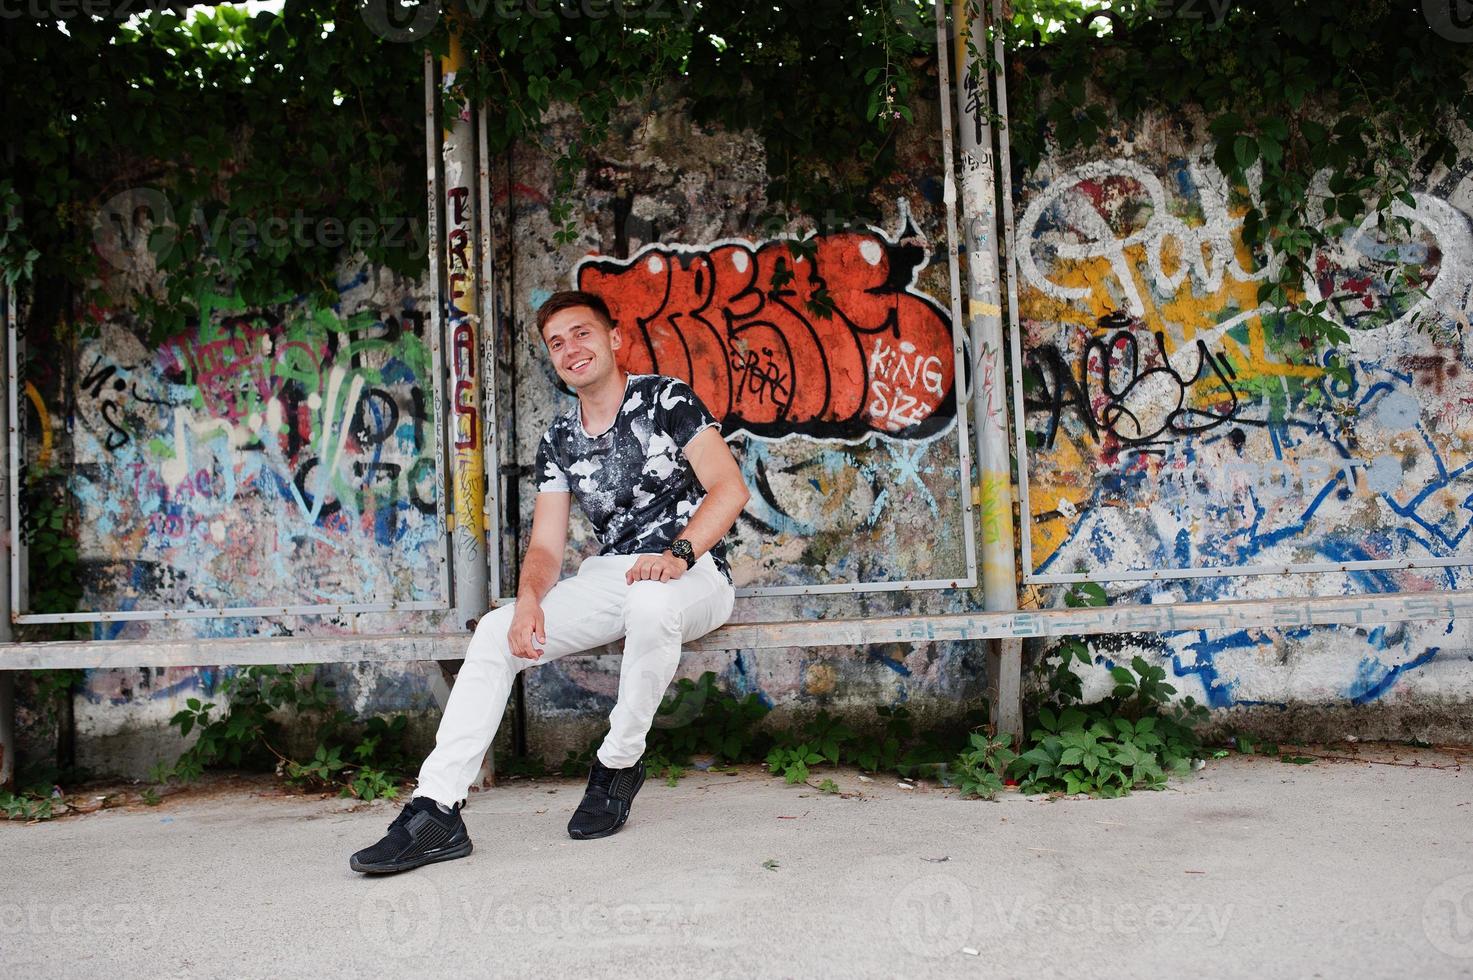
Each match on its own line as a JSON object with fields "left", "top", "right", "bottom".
{"left": 541, "top": 305, "right": 622, "bottom": 390}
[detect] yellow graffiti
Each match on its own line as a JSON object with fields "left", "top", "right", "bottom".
{"left": 1021, "top": 201, "right": 1330, "bottom": 563}
{"left": 976, "top": 469, "right": 1014, "bottom": 547}
{"left": 1026, "top": 433, "right": 1090, "bottom": 567}
{"left": 24, "top": 381, "right": 51, "bottom": 471}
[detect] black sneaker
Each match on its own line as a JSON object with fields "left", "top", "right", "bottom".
{"left": 349, "top": 796, "right": 472, "bottom": 874}
{"left": 567, "top": 757, "right": 646, "bottom": 840}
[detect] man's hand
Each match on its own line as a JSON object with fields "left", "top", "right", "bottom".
{"left": 625, "top": 551, "right": 687, "bottom": 584}
{"left": 508, "top": 600, "right": 547, "bottom": 660}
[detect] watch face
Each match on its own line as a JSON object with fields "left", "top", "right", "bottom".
{"left": 672, "top": 540, "right": 695, "bottom": 566}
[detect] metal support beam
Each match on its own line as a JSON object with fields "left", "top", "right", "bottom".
{"left": 440, "top": 9, "right": 493, "bottom": 787}
{"left": 5, "top": 587, "right": 1469, "bottom": 669}
{"left": 440, "top": 11, "right": 489, "bottom": 632}
{"left": 950, "top": 0, "right": 1022, "bottom": 737}
{"left": 0, "top": 263, "right": 14, "bottom": 789}
{"left": 987, "top": 0, "right": 1028, "bottom": 738}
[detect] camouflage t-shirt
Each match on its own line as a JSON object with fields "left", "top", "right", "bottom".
{"left": 534, "top": 373, "right": 730, "bottom": 582}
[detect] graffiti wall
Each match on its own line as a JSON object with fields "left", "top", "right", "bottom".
{"left": 1016, "top": 123, "right": 1473, "bottom": 731}
{"left": 1018, "top": 156, "right": 1473, "bottom": 581}
{"left": 575, "top": 228, "right": 956, "bottom": 442}
{"left": 70, "top": 272, "right": 447, "bottom": 614}
{"left": 41, "top": 84, "right": 1473, "bottom": 780}
{"left": 507, "top": 109, "right": 973, "bottom": 593}
{"left": 500, "top": 97, "right": 989, "bottom": 760}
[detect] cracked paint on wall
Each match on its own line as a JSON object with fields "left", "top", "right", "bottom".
{"left": 70, "top": 271, "right": 445, "bottom": 613}
{"left": 1016, "top": 123, "right": 1473, "bottom": 717}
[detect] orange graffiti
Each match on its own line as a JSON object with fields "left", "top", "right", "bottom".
{"left": 575, "top": 222, "right": 956, "bottom": 440}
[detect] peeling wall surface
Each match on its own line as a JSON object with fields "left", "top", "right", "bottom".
{"left": 55, "top": 267, "right": 455, "bottom": 774}
{"left": 1016, "top": 110, "right": 1473, "bottom": 736}
{"left": 72, "top": 274, "right": 445, "bottom": 613}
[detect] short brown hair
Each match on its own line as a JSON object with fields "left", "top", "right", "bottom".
{"left": 536, "top": 290, "right": 614, "bottom": 337}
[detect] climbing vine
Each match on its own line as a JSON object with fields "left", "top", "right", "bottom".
{"left": 3, "top": 1, "right": 1469, "bottom": 351}
{"left": 0, "top": 1, "right": 929, "bottom": 343}
{"left": 1000, "top": 0, "right": 1473, "bottom": 369}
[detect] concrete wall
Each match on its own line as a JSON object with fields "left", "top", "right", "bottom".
{"left": 19, "top": 75, "right": 1473, "bottom": 780}
{"left": 489, "top": 94, "right": 985, "bottom": 762}
{"left": 1015, "top": 107, "right": 1473, "bottom": 742}
{"left": 42, "top": 267, "right": 455, "bottom": 776}
{"left": 21, "top": 81, "right": 994, "bottom": 778}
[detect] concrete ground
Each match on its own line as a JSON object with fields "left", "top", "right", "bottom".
{"left": 3, "top": 745, "right": 1472, "bottom": 979}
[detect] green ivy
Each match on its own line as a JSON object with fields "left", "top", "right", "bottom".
{"left": 1, "top": 2, "right": 930, "bottom": 344}
{"left": 1003, "top": 0, "right": 1473, "bottom": 369}
{"left": 3, "top": 3, "right": 428, "bottom": 342}
{"left": 155, "top": 664, "right": 416, "bottom": 801}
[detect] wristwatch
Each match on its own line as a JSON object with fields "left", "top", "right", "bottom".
{"left": 668, "top": 538, "right": 696, "bottom": 569}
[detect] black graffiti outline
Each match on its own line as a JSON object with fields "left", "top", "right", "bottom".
{"left": 1025, "top": 316, "right": 1243, "bottom": 448}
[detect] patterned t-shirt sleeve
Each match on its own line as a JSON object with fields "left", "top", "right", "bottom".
{"left": 534, "top": 428, "right": 570, "bottom": 493}
{"left": 654, "top": 377, "right": 720, "bottom": 449}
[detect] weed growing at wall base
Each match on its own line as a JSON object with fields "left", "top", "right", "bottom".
{"left": 547, "top": 658, "right": 1209, "bottom": 802}
{"left": 152, "top": 665, "right": 417, "bottom": 802}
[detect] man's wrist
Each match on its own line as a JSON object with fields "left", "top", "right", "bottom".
{"left": 668, "top": 537, "right": 697, "bottom": 569}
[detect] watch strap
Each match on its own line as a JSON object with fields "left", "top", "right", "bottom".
{"left": 670, "top": 538, "right": 696, "bottom": 568}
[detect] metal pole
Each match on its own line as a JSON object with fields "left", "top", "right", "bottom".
{"left": 476, "top": 104, "right": 502, "bottom": 609}
{"left": 441, "top": 5, "right": 489, "bottom": 633}
{"left": 951, "top": 0, "right": 1022, "bottom": 737}
{"left": 439, "top": 8, "right": 494, "bottom": 788}
{"left": 1, "top": 261, "right": 16, "bottom": 790}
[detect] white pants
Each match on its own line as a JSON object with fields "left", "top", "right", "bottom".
{"left": 414, "top": 551, "right": 737, "bottom": 806}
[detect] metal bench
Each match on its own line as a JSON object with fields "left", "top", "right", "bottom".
{"left": 4, "top": 585, "right": 1465, "bottom": 784}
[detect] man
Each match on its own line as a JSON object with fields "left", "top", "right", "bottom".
{"left": 350, "top": 290, "right": 750, "bottom": 874}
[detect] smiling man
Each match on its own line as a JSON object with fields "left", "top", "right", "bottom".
{"left": 351, "top": 289, "right": 750, "bottom": 874}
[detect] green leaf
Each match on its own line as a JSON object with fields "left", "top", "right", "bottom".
{"left": 1233, "top": 135, "right": 1258, "bottom": 170}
